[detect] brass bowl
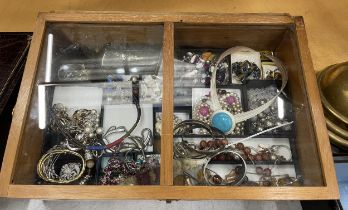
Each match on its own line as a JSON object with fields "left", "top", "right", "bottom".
{"left": 326, "top": 114, "right": 348, "bottom": 139}
{"left": 326, "top": 115, "right": 348, "bottom": 150}
{"left": 317, "top": 63, "right": 348, "bottom": 149}
{"left": 317, "top": 62, "right": 348, "bottom": 124}
{"left": 328, "top": 130, "right": 348, "bottom": 150}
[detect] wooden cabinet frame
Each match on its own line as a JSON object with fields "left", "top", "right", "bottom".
{"left": 0, "top": 12, "right": 339, "bottom": 200}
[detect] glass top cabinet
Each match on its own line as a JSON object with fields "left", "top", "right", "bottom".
{"left": 0, "top": 12, "right": 339, "bottom": 200}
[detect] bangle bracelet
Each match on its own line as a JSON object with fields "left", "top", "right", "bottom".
{"left": 37, "top": 148, "right": 86, "bottom": 184}
{"left": 174, "top": 119, "right": 226, "bottom": 140}
{"left": 174, "top": 120, "right": 227, "bottom": 159}
{"left": 203, "top": 149, "right": 247, "bottom": 186}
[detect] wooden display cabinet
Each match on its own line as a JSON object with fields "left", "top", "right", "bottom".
{"left": 0, "top": 12, "right": 339, "bottom": 200}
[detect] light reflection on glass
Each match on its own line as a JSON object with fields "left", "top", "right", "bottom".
{"left": 45, "top": 33, "right": 53, "bottom": 82}
{"left": 38, "top": 85, "right": 46, "bottom": 129}
{"left": 277, "top": 96, "right": 284, "bottom": 120}
{"left": 116, "top": 68, "right": 125, "bottom": 74}
{"left": 130, "top": 67, "right": 138, "bottom": 73}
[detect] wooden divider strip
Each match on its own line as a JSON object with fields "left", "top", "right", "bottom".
{"left": 160, "top": 22, "right": 174, "bottom": 185}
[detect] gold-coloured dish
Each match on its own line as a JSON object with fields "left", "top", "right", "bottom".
{"left": 326, "top": 114, "right": 348, "bottom": 139}
{"left": 328, "top": 130, "right": 348, "bottom": 150}
{"left": 317, "top": 62, "right": 348, "bottom": 124}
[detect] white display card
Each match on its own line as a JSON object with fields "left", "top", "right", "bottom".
{"left": 52, "top": 86, "right": 103, "bottom": 115}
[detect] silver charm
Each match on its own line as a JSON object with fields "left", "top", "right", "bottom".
{"left": 59, "top": 163, "right": 81, "bottom": 181}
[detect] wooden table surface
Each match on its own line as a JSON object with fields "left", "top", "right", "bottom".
{"left": 0, "top": 0, "right": 347, "bottom": 71}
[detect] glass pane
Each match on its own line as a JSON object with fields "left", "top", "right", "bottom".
{"left": 13, "top": 23, "right": 163, "bottom": 185}
{"left": 172, "top": 24, "right": 323, "bottom": 187}
{"left": 0, "top": 33, "right": 31, "bottom": 170}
